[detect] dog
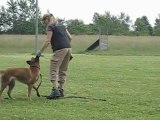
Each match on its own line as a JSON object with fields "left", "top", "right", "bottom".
{"left": 0, "top": 56, "right": 41, "bottom": 100}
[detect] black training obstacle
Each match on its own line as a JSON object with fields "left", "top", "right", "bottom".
{"left": 85, "top": 39, "right": 100, "bottom": 51}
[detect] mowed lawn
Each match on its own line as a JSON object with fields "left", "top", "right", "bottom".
{"left": 0, "top": 35, "right": 160, "bottom": 120}
{"left": 0, "top": 54, "right": 160, "bottom": 120}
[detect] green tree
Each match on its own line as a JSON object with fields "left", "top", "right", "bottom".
{"left": 117, "top": 12, "right": 131, "bottom": 35}
{"left": 0, "top": 6, "right": 10, "bottom": 33}
{"left": 0, "top": 0, "right": 42, "bottom": 34}
{"left": 92, "top": 12, "right": 131, "bottom": 35}
{"left": 93, "top": 12, "right": 112, "bottom": 35}
{"left": 6, "top": 0, "right": 18, "bottom": 33}
{"left": 66, "top": 19, "right": 88, "bottom": 35}
{"left": 153, "top": 14, "right": 160, "bottom": 36}
{"left": 134, "top": 16, "right": 153, "bottom": 36}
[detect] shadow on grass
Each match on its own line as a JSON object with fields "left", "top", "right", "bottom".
{"left": 63, "top": 96, "right": 107, "bottom": 102}
{"left": 4, "top": 95, "right": 107, "bottom": 102}
{"left": 41, "top": 95, "right": 107, "bottom": 102}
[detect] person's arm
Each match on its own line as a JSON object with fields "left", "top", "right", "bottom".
{"left": 36, "top": 31, "right": 52, "bottom": 56}
{"left": 66, "top": 29, "right": 72, "bottom": 41}
{"left": 66, "top": 29, "right": 73, "bottom": 61}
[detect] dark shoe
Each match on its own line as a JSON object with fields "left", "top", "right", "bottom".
{"left": 59, "top": 88, "right": 64, "bottom": 97}
{"left": 46, "top": 88, "right": 61, "bottom": 99}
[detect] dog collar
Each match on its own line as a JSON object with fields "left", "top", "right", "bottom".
{"left": 30, "top": 65, "right": 40, "bottom": 69}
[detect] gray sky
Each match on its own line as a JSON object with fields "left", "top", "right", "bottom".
{"left": 1, "top": 0, "right": 160, "bottom": 26}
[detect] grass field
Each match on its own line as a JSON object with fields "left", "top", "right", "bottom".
{"left": 0, "top": 35, "right": 160, "bottom": 55}
{"left": 0, "top": 35, "right": 160, "bottom": 120}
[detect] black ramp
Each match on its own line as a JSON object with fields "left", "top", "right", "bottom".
{"left": 85, "top": 39, "right": 100, "bottom": 51}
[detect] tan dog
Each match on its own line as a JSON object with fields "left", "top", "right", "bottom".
{"left": 0, "top": 56, "right": 41, "bottom": 100}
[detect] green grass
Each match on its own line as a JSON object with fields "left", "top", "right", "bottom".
{"left": 0, "top": 54, "right": 160, "bottom": 120}
{"left": 0, "top": 35, "right": 160, "bottom": 119}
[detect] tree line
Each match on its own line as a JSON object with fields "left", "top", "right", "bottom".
{"left": 0, "top": 0, "right": 160, "bottom": 36}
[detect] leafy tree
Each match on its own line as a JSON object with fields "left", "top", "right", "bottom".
{"left": 92, "top": 12, "right": 131, "bottom": 35}
{"left": 134, "top": 16, "right": 153, "bottom": 36}
{"left": 6, "top": 0, "right": 18, "bottom": 33}
{"left": 0, "top": 6, "right": 10, "bottom": 33}
{"left": 85, "top": 23, "right": 98, "bottom": 35}
{"left": 153, "top": 14, "right": 160, "bottom": 36}
{"left": 0, "top": 0, "right": 42, "bottom": 34}
{"left": 93, "top": 12, "right": 112, "bottom": 35}
{"left": 117, "top": 12, "right": 131, "bottom": 35}
{"left": 0, "top": 1, "right": 157, "bottom": 36}
{"left": 66, "top": 19, "right": 88, "bottom": 35}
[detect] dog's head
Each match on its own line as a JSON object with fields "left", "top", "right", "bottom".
{"left": 26, "top": 56, "right": 40, "bottom": 66}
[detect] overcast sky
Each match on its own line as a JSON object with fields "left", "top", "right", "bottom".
{"left": 1, "top": 0, "right": 160, "bottom": 26}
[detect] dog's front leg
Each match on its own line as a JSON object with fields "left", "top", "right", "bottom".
{"left": 28, "top": 84, "right": 33, "bottom": 100}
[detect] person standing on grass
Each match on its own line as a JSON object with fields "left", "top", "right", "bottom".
{"left": 36, "top": 13, "right": 72, "bottom": 99}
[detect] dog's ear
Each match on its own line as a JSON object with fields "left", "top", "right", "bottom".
{"left": 35, "top": 56, "right": 39, "bottom": 61}
{"left": 26, "top": 60, "right": 31, "bottom": 65}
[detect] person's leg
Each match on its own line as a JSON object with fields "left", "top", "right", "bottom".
{"left": 58, "top": 48, "right": 71, "bottom": 97}
{"left": 47, "top": 49, "right": 68, "bottom": 99}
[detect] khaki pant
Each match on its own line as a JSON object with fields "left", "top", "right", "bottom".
{"left": 50, "top": 48, "right": 71, "bottom": 84}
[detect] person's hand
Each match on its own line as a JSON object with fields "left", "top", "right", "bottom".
{"left": 36, "top": 50, "right": 41, "bottom": 57}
